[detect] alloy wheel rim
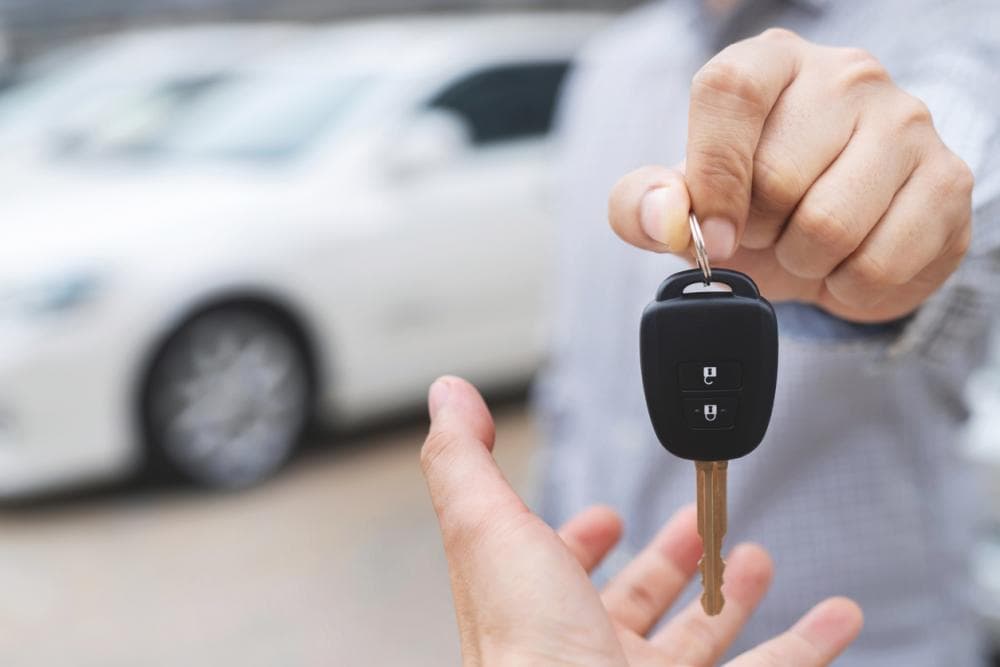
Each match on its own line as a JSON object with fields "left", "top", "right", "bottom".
{"left": 155, "top": 316, "right": 307, "bottom": 486}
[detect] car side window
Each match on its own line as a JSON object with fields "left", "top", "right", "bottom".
{"left": 427, "top": 62, "right": 570, "bottom": 146}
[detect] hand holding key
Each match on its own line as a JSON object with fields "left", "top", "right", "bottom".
{"left": 422, "top": 376, "right": 862, "bottom": 666}
{"left": 610, "top": 28, "right": 973, "bottom": 324}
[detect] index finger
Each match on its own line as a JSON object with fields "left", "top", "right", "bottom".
{"left": 599, "top": 504, "right": 702, "bottom": 635}
{"left": 687, "top": 28, "right": 804, "bottom": 260}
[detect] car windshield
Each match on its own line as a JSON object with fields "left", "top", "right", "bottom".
{"left": 47, "top": 75, "right": 229, "bottom": 157}
{"left": 0, "top": 47, "right": 130, "bottom": 130}
{"left": 138, "top": 72, "right": 371, "bottom": 162}
{"left": 0, "top": 44, "right": 235, "bottom": 155}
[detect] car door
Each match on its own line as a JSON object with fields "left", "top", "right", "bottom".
{"left": 368, "top": 61, "right": 570, "bottom": 401}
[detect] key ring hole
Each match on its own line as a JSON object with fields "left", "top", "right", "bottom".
{"left": 682, "top": 282, "right": 734, "bottom": 295}
{"left": 655, "top": 269, "right": 760, "bottom": 301}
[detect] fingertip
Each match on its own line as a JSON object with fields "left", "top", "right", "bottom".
{"left": 609, "top": 166, "right": 690, "bottom": 252}
{"left": 728, "top": 543, "right": 773, "bottom": 575}
{"left": 588, "top": 504, "right": 625, "bottom": 541}
{"left": 724, "top": 543, "right": 774, "bottom": 603}
{"left": 428, "top": 376, "right": 453, "bottom": 419}
{"left": 558, "top": 505, "right": 624, "bottom": 573}
{"left": 795, "top": 596, "right": 864, "bottom": 654}
{"left": 701, "top": 217, "right": 738, "bottom": 261}
{"left": 675, "top": 502, "right": 698, "bottom": 523}
{"left": 639, "top": 181, "right": 692, "bottom": 251}
{"left": 427, "top": 375, "right": 496, "bottom": 450}
{"left": 671, "top": 503, "right": 699, "bottom": 545}
{"left": 654, "top": 503, "right": 703, "bottom": 573}
{"left": 822, "top": 596, "right": 864, "bottom": 631}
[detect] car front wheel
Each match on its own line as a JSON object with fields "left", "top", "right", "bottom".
{"left": 143, "top": 306, "right": 312, "bottom": 489}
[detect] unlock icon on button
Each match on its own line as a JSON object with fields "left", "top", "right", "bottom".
{"left": 704, "top": 404, "right": 718, "bottom": 422}
{"left": 703, "top": 366, "right": 717, "bottom": 385}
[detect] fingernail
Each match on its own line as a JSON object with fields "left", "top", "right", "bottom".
{"left": 428, "top": 377, "right": 451, "bottom": 419}
{"left": 640, "top": 185, "right": 687, "bottom": 249}
{"left": 701, "top": 217, "right": 737, "bottom": 260}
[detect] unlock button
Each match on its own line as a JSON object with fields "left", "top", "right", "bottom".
{"left": 679, "top": 362, "right": 742, "bottom": 390}
{"left": 684, "top": 398, "right": 737, "bottom": 429}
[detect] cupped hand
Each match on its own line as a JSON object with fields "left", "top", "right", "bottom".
{"left": 610, "top": 28, "right": 972, "bottom": 323}
{"left": 421, "top": 375, "right": 863, "bottom": 666}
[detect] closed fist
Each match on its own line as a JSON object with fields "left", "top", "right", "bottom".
{"left": 610, "top": 28, "right": 973, "bottom": 323}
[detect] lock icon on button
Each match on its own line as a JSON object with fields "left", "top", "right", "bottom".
{"left": 704, "top": 404, "right": 718, "bottom": 422}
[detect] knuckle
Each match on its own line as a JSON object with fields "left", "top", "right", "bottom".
{"left": 893, "top": 94, "right": 933, "bottom": 131}
{"left": 845, "top": 251, "right": 897, "bottom": 290}
{"left": 945, "top": 152, "right": 976, "bottom": 197}
{"left": 420, "top": 429, "right": 458, "bottom": 476}
{"left": 833, "top": 47, "right": 889, "bottom": 91}
{"left": 839, "top": 46, "right": 880, "bottom": 68}
{"left": 924, "top": 150, "right": 974, "bottom": 203}
{"left": 792, "top": 200, "right": 857, "bottom": 253}
{"left": 691, "top": 140, "right": 752, "bottom": 192}
{"left": 947, "top": 222, "right": 972, "bottom": 261}
{"left": 752, "top": 643, "right": 788, "bottom": 667}
{"left": 624, "top": 581, "right": 660, "bottom": 619}
{"left": 956, "top": 161, "right": 976, "bottom": 197}
{"left": 753, "top": 149, "right": 807, "bottom": 212}
{"left": 759, "top": 27, "right": 800, "bottom": 43}
{"left": 692, "top": 58, "right": 770, "bottom": 115}
{"left": 760, "top": 633, "right": 821, "bottom": 667}
{"left": 678, "top": 615, "right": 719, "bottom": 654}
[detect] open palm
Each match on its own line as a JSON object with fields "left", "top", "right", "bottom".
{"left": 421, "top": 376, "right": 863, "bottom": 666}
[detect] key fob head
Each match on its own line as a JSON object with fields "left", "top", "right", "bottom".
{"left": 640, "top": 269, "right": 778, "bottom": 461}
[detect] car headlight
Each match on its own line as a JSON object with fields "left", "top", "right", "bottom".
{"left": 0, "top": 270, "right": 104, "bottom": 320}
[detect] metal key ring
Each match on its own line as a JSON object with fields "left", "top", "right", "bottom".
{"left": 689, "top": 212, "right": 712, "bottom": 285}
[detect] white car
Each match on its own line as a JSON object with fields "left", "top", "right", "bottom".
{"left": 0, "top": 13, "right": 608, "bottom": 496}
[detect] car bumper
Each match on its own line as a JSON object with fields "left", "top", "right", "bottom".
{"left": 0, "top": 318, "right": 137, "bottom": 499}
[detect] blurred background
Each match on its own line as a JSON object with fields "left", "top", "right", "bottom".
{"left": 0, "top": 1, "right": 997, "bottom": 665}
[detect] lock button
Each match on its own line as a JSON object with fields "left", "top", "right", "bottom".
{"left": 684, "top": 397, "right": 737, "bottom": 429}
{"left": 679, "top": 362, "right": 742, "bottom": 390}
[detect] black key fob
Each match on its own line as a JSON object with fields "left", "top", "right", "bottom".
{"left": 640, "top": 268, "right": 778, "bottom": 461}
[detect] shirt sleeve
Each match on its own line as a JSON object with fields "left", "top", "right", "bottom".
{"left": 886, "top": 41, "right": 1000, "bottom": 365}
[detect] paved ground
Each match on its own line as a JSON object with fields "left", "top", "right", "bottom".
{"left": 0, "top": 402, "right": 539, "bottom": 667}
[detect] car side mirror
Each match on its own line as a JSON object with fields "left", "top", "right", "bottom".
{"left": 387, "top": 110, "right": 471, "bottom": 178}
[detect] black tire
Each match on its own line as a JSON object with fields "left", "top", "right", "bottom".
{"left": 142, "top": 305, "right": 312, "bottom": 489}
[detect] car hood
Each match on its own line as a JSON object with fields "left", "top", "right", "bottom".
{"left": 0, "top": 165, "right": 348, "bottom": 283}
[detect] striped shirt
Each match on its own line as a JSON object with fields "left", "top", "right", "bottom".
{"left": 537, "top": 1, "right": 1000, "bottom": 664}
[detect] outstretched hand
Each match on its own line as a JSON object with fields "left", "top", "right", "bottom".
{"left": 421, "top": 375, "right": 863, "bottom": 666}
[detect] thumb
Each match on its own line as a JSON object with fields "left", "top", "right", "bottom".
{"left": 609, "top": 164, "right": 692, "bottom": 253}
{"left": 421, "top": 376, "right": 527, "bottom": 550}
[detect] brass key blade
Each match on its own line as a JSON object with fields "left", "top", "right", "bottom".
{"left": 695, "top": 460, "right": 728, "bottom": 615}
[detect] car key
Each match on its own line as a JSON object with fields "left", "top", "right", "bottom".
{"left": 639, "top": 219, "right": 778, "bottom": 615}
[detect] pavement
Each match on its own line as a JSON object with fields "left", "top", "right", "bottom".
{"left": 0, "top": 402, "right": 539, "bottom": 667}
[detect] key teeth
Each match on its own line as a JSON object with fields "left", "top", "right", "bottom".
{"left": 697, "top": 556, "right": 726, "bottom": 616}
